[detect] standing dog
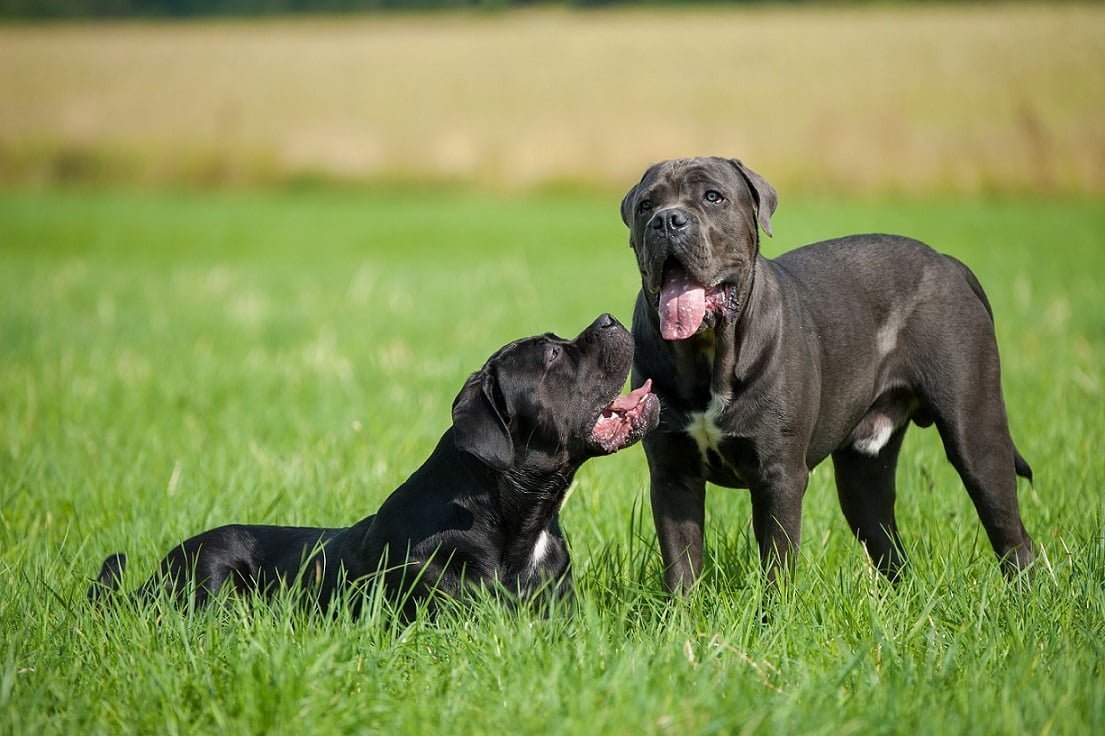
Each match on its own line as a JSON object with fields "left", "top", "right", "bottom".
{"left": 89, "top": 315, "right": 659, "bottom": 615}
{"left": 620, "top": 156, "right": 1033, "bottom": 591}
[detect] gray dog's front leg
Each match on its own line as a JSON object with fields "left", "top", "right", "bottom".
{"left": 650, "top": 472, "right": 706, "bottom": 594}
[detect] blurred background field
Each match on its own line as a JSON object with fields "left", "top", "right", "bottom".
{"left": 2, "top": 2, "right": 1104, "bottom": 195}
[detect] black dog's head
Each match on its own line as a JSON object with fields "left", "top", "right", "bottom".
{"left": 620, "top": 157, "right": 778, "bottom": 341}
{"left": 451, "top": 314, "right": 660, "bottom": 475}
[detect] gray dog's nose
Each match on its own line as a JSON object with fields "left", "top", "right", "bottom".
{"left": 651, "top": 208, "right": 690, "bottom": 234}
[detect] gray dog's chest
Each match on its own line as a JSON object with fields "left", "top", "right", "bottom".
{"left": 682, "top": 396, "right": 750, "bottom": 486}
{"left": 684, "top": 397, "right": 726, "bottom": 459}
{"left": 677, "top": 374, "right": 905, "bottom": 485}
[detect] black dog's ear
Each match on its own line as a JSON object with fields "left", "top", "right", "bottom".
{"left": 452, "top": 369, "right": 514, "bottom": 471}
{"left": 729, "top": 158, "right": 778, "bottom": 238}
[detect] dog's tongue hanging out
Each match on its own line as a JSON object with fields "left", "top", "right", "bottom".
{"left": 659, "top": 264, "right": 707, "bottom": 340}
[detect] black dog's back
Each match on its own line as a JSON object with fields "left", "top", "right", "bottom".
{"left": 88, "top": 524, "right": 346, "bottom": 606}
{"left": 88, "top": 552, "right": 127, "bottom": 600}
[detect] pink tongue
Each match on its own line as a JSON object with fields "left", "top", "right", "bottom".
{"left": 659, "top": 266, "right": 706, "bottom": 340}
{"left": 609, "top": 379, "right": 652, "bottom": 412}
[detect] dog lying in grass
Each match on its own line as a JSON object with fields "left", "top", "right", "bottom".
{"left": 89, "top": 314, "right": 659, "bottom": 617}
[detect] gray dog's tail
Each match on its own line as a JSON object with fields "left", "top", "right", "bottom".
{"left": 87, "top": 553, "right": 127, "bottom": 602}
{"left": 1014, "top": 448, "right": 1033, "bottom": 484}
{"left": 950, "top": 255, "right": 1032, "bottom": 484}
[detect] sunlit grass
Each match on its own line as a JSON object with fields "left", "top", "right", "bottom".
{"left": 1, "top": 188, "right": 1103, "bottom": 733}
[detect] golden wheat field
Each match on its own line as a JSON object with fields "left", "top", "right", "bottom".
{"left": 1, "top": 3, "right": 1104, "bottom": 194}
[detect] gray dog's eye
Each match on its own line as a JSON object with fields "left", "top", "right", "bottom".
{"left": 637, "top": 199, "right": 653, "bottom": 214}
{"left": 704, "top": 190, "right": 725, "bottom": 204}
{"left": 545, "top": 345, "right": 562, "bottom": 365}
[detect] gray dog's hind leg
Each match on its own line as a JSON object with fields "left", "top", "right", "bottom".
{"left": 928, "top": 259, "right": 1034, "bottom": 574}
{"left": 832, "top": 427, "right": 908, "bottom": 581}
{"left": 937, "top": 407, "right": 1035, "bottom": 575}
{"left": 924, "top": 350, "right": 1034, "bottom": 575}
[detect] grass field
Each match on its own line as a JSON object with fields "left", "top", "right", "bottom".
{"left": 1, "top": 187, "right": 1103, "bottom": 734}
{"left": 2, "top": 3, "right": 1105, "bottom": 195}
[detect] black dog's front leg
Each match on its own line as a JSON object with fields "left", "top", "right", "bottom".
{"left": 750, "top": 467, "right": 809, "bottom": 585}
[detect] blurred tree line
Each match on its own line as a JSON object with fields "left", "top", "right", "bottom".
{"left": 3, "top": 0, "right": 822, "bottom": 18}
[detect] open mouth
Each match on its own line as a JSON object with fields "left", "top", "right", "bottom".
{"left": 589, "top": 378, "right": 661, "bottom": 454}
{"left": 658, "top": 262, "right": 739, "bottom": 341}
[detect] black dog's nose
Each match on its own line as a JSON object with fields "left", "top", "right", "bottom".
{"left": 579, "top": 313, "right": 624, "bottom": 343}
{"left": 651, "top": 208, "right": 689, "bottom": 234}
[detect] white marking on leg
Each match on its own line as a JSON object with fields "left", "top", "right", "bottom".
{"left": 854, "top": 415, "right": 894, "bottom": 456}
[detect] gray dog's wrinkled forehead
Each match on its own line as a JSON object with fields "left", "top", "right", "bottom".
{"left": 646, "top": 157, "right": 741, "bottom": 184}
{"left": 622, "top": 156, "right": 778, "bottom": 238}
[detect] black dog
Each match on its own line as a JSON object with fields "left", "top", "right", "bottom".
{"left": 89, "top": 315, "right": 659, "bottom": 616}
{"left": 620, "top": 156, "right": 1034, "bottom": 591}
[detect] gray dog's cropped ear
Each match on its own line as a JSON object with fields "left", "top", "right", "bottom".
{"left": 452, "top": 369, "right": 514, "bottom": 471}
{"left": 620, "top": 183, "right": 639, "bottom": 227}
{"left": 620, "top": 165, "right": 656, "bottom": 228}
{"left": 729, "top": 158, "right": 778, "bottom": 237}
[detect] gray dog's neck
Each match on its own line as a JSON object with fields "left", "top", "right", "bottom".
{"left": 707, "top": 255, "right": 781, "bottom": 395}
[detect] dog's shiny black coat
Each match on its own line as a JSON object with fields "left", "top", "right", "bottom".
{"left": 90, "top": 315, "right": 652, "bottom": 616}
{"left": 621, "top": 157, "right": 1034, "bottom": 590}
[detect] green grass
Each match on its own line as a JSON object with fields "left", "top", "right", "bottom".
{"left": 2, "top": 187, "right": 1103, "bottom": 734}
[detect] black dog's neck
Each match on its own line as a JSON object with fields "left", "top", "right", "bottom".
{"left": 342, "top": 429, "right": 571, "bottom": 577}
{"left": 443, "top": 428, "right": 574, "bottom": 565}
{"left": 495, "top": 460, "right": 575, "bottom": 567}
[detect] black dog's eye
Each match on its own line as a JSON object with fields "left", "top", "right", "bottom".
{"left": 545, "top": 344, "right": 562, "bottom": 365}
{"left": 704, "top": 190, "right": 725, "bottom": 204}
{"left": 637, "top": 199, "right": 653, "bottom": 215}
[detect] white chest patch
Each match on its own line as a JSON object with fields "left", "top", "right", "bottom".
{"left": 686, "top": 398, "right": 727, "bottom": 463}
{"left": 530, "top": 530, "right": 551, "bottom": 569}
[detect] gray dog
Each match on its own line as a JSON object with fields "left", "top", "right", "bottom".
{"left": 621, "top": 156, "right": 1034, "bottom": 591}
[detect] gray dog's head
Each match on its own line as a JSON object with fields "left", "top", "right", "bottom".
{"left": 620, "top": 157, "right": 778, "bottom": 340}
{"left": 451, "top": 314, "right": 660, "bottom": 474}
